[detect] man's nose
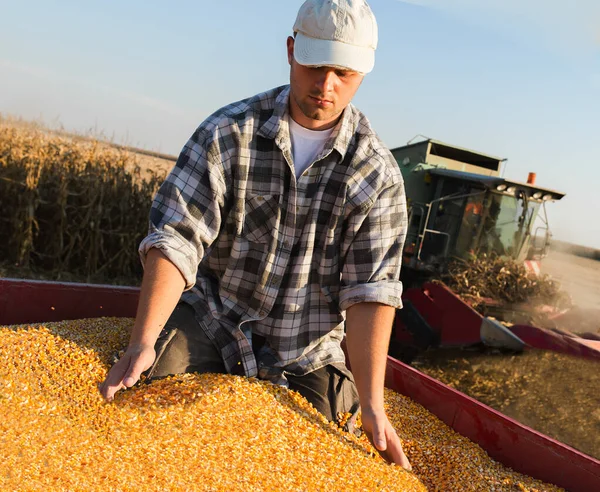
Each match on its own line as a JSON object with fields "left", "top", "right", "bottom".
{"left": 315, "top": 69, "right": 337, "bottom": 93}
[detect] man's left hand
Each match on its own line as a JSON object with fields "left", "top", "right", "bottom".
{"left": 361, "top": 406, "right": 412, "bottom": 471}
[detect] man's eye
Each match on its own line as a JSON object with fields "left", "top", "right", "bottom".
{"left": 335, "top": 70, "right": 351, "bottom": 78}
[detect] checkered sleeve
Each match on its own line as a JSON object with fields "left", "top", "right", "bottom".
{"left": 139, "top": 127, "right": 228, "bottom": 289}
{"left": 338, "top": 169, "right": 408, "bottom": 312}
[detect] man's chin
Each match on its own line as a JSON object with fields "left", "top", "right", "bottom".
{"left": 303, "top": 108, "right": 338, "bottom": 121}
{"left": 307, "top": 112, "right": 328, "bottom": 121}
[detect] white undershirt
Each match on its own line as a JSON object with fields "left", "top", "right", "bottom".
{"left": 288, "top": 116, "right": 334, "bottom": 177}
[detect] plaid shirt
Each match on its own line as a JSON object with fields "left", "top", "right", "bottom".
{"left": 139, "top": 85, "right": 407, "bottom": 383}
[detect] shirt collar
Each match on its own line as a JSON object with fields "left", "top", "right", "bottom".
{"left": 257, "top": 86, "right": 290, "bottom": 142}
{"left": 258, "top": 85, "right": 358, "bottom": 161}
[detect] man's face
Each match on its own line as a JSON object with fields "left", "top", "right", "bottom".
{"left": 287, "top": 36, "right": 364, "bottom": 130}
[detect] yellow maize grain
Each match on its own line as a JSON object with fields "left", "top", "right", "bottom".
{"left": 0, "top": 318, "right": 564, "bottom": 491}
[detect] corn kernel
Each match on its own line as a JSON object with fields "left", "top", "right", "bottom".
{"left": 0, "top": 318, "right": 564, "bottom": 491}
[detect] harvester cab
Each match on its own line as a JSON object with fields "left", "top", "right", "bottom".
{"left": 392, "top": 138, "right": 565, "bottom": 278}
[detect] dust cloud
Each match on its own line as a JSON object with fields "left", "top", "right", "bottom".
{"left": 540, "top": 246, "right": 600, "bottom": 336}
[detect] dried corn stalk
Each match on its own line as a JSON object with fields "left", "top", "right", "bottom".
{"left": 438, "top": 254, "right": 571, "bottom": 322}
{"left": 0, "top": 117, "right": 167, "bottom": 284}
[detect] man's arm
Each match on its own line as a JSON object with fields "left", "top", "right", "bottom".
{"left": 345, "top": 302, "right": 411, "bottom": 470}
{"left": 99, "top": 248, "right": 186, "bottom": 401}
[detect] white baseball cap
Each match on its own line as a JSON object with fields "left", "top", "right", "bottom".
{"left": 292, "top": 0, "right": 378, "bottom": 74}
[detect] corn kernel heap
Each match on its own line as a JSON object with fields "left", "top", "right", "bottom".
{"left": 0, "top": 318, "right": 564, "bottom": 491}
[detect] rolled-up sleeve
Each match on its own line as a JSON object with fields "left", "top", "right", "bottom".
{"left": 139, "top": 129, "right": 227, "bottom": 290}
{"left": 339, "top": 171, "right": 408, "bottom": 312}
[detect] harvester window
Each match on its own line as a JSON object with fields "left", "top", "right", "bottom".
{"left": 479, "top": 194, "right": 541, "bottom": 259}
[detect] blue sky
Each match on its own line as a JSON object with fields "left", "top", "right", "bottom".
{"left": 1, "top": 0, "right": 599, "bottom": 248}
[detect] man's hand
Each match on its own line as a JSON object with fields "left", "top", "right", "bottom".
{"left": 345, "top": 303, "right": 412, "bottom": 470}
{"left": 98, "top": 248, "right": 186, "bottom": 402}
{"left": 361, "top": 406, "right": 412, "bottom": 470}
{"left": 99, "top": 344, "right": 156, "bottom": 401}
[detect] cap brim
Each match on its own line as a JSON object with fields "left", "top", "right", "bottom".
{"left": 293, "top": 32, "right": 374, "bottom": 74}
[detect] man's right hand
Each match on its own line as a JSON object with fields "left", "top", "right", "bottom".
{"left": 98, "top": 249, "right": 186, "bottom": 402}
{"left": 99, "top": 344, "right": 156, "bottom": 401}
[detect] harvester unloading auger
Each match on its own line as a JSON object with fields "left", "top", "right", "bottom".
{"left": 389, "top": 137, "right": 599, "bottom": 362}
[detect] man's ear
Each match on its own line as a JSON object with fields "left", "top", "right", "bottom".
{"left": 286, "top": 36, "right": 295, "bottom": 66}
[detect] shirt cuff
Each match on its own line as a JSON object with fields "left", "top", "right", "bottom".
{"left": 339, "top": 280, "right": 404, "bottom": 312}
{"left": 138, "top": 231, "right": 199, "bottom": 290}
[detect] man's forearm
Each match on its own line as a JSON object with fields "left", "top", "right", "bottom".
{"left": 129, "top": 248, "right": 186, "bottom": 348}
{"left": 345, "top": 302, "right": 395, "bottom": 411}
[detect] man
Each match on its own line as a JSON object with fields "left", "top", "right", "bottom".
{"left": 100, "top": 0, "right": 410, "bottom": 470}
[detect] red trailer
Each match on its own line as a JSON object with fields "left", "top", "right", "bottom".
{"left": 1, "top": 278, "right": 599, "bottom": 491}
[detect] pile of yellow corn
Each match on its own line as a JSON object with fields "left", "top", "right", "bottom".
{"left": 0, "top": 318, "right": 564, "bottom": 491}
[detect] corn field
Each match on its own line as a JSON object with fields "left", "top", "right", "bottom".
{"left": 0, "top": 118, "right": 167, "bottom": 284}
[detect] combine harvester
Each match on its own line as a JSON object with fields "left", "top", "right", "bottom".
{"left": 392, "top": 138, "right": 564, "bottom": 281}
{"left": 1, "top": 277, "right": 599, "bottom": 491}
{"left": 392, "top": 139, "right": 600, "bottom": 350}
{"left": 386, "top": 138, "right": 600, "bottom": 490}
{"left": 390, "top": 138, "right": 599, "bottom": 358}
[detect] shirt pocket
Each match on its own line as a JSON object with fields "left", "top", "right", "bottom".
{"left": 243, "top": 194, "right": 281, "bottom": 244}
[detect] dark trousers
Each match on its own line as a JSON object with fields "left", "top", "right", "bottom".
{"left": 145, "top": 303, "right": 360, "bottom": 424}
